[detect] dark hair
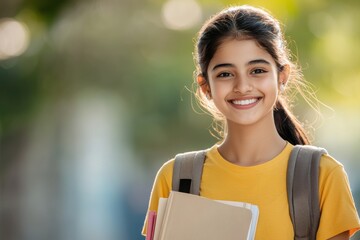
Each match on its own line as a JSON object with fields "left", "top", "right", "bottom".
{"left": 194, "top": 5, "right": 310, "bottom": 145}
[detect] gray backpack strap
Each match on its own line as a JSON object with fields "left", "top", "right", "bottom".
{"left": 287, "top": 145, "right": 328, "bottom": 240}
{"left": 172, "top": 150, "right": 206, "bottom": 195}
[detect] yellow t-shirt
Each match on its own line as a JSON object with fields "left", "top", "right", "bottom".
{"left": 143, "top": 143, "right": 360, "bottom": 239}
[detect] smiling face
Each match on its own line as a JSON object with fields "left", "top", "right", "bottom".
{"left": 204, "top": 38, "right": 288, "bottom": 128}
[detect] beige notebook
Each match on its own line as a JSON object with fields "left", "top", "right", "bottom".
{"left": 154, "top": 191, "right": 259, "bottom": 240}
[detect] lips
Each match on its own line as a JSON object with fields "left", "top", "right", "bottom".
{"left": 229, "top": 97, "right": 261, "bottom": 106}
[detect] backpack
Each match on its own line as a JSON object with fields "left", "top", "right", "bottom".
{"left": 171, "top": 145, "right": 327, "bottom": 240}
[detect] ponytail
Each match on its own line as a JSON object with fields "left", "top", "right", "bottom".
{"left": 274, "top": 99, "right": 310, "bottom": 145}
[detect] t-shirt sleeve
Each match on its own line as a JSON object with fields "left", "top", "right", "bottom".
{"left": 141, "top": 159, "right": 174, "bottom": 236}
{"left": 316, "top": 155, "right": 360, "bottom": 239}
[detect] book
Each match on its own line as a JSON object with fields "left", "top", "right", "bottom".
{"left": 146, "top": 210, "right": 157, "bottom": 240}
{"left": 153, "top": 191, "right": 259, "bottom": 240}
{"left": 153, "top": 198, "right": 167, "bottom": 240}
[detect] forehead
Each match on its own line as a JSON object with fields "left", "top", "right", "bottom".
{"left": 208, "top": 38, "right": 276, "bottom": 68}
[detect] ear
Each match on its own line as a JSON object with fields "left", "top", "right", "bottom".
{"left": 278, "top": 64, "right": 290, "bottom": 88}
{"left": 197, "top": 75, "right": 210, "bottom": 95}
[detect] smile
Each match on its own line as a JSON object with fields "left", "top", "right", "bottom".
{"left": 230, "top": 98, "right": 260, "bottom": 106}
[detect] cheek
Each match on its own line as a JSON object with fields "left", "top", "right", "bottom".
{"left": 260, "top": 74, "right": 279, "bottom": 91}
{"left": 210, "top": 81, "right": 232, "bottom": 99}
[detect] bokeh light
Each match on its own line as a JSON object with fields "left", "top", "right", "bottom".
{"left": 0, "top": 18, "right": 30, "bottom": 60}
{"left": 161, "top": 0, "right": 202, "bottom": 30}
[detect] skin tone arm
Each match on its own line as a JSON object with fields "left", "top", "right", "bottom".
{"left": 328, "top": 231, "right": 349, "bottom": 240}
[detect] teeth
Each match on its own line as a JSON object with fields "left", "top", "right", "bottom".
{"left": 232, "top": 98, "right": 257, "bottom": 106}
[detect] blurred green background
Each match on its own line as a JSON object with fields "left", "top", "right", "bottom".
{"left": 0, "top": 0, "right": 359, "bottom": 239}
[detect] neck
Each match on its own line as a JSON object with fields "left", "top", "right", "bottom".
{"left": 218, "top": 116, "right": 286, "bottom": 166}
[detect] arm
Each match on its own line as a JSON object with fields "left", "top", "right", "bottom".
{"left": 142, "top": 160, "right": 174, "bottom": 236}
{"left": 317, "top": 155, "right": 360, "bottom": 239}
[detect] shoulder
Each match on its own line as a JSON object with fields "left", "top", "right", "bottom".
{"left": 304, "top": 147, "right": 347, "bottom": 186}
{"left": 155, "top": 148, "right": 210, "bottom": 185}
{"left": 319, "top": 152, "right": 345, "bottom": 178}
{"left": 148, "top": 158, "right": 175, "bottom": 204}
{"left": 155, "top": 158, "right": 175, "bottom": 186}
{"left": 315, "top": 151, "right": 360, "bottom": 239}
{"left": 160, "top": 158, "right": 175, "bottom": 172}
{"left": 292, "top": 144, "right": 344, "bottom": 175}
{"left": 157, "top": 149, "right": 209, "bottom": 184}
{"left": 291, "top": 144, "right": 345, "bottom": 186}
{"left": 317, "top": 149, "right": 351, "bottom": 205}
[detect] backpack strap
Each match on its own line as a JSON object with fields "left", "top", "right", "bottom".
{"left": 172, "top": 150, "right": 206, "bottom": 195}
{"left": 287, "top": 145, "right": 327, "bottom": 240}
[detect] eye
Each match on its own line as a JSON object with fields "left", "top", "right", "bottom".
{"left": 217, "top": 72, "right": 233, "bottom": 78}
{"left": 251, "top": 68, "right": 267, "bottom": 74}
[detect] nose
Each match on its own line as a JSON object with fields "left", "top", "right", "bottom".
{"left": 233, "top": 75, "right": 252, "bottom": 93}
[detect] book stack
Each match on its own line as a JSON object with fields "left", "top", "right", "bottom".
{"left": 146, "top": 191, "right": 259, "bottom": 240}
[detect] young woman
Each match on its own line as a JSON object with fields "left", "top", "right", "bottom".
{"left": 143, "top": 5, "right": 360, "bottom": 239}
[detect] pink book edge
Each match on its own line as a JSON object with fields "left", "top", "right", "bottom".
{"left": 146, "top": 211, "right": 157, "bottom": 240}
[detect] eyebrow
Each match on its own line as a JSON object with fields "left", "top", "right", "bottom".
{"left": 247, "top": 59, "right": 271, "bottom": 66}
{"left": 211, "top": 59, "right": 271, "bottom": 71}
{"left": 211, "top": 63, "right": 234, "bottom": 71}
